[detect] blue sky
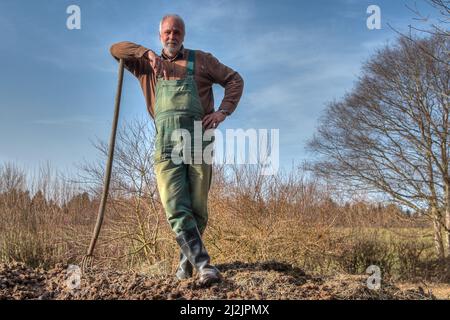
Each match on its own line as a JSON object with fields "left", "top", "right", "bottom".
{"left": 0, "top": 0, "right": 436, "bottom": 175}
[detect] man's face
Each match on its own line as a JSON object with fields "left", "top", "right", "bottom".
{"left": 160, "top": 17, "right": 185, "bottom": 57}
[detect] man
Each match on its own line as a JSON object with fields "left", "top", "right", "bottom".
{"left": 110, "top": 14, "right": 244, "bottom": 285}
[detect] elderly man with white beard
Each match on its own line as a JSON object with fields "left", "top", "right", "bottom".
{"left": 110, "top": 14, "right": 244, "bottom": 285}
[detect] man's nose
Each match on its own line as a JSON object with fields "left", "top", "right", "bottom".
{"left": 168, "top": 32, "right": 177, "bottom": 41}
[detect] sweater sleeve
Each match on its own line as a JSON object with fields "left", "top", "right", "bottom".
{"left": 204, "top": 53, "right": 244, "bottom": 116}
{"left": 110, "top": 41, "right": 153, "bottom": 77}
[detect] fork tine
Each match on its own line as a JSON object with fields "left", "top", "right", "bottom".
{"left": 81, "top": 255, "right": 94, "bottom": 275}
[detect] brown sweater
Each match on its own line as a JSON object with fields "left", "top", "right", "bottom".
{"left": 110, "top": 42, "right": 244, "bottom": 119}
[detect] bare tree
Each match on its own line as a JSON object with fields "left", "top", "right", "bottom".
{"left": 307, "top": 35, "right": 450, "bottom": 259}
{"left": 395, "top": 0, "right": 449, "bottom": 66}
{"left": 0, "top": 162, "right": 26, "bottom": 194}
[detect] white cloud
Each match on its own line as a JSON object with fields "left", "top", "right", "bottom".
{"left": 30, "top": 116, "right": 98, "bottom": 126}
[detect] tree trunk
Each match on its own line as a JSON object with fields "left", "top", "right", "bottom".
{"left": 445, "top": 184, "right": 450, "bottom": 257}
{"left": 432, "top": 207, "right": 445, "bottom": 259}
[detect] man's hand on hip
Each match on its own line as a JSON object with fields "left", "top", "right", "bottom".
{"left": 202, "top": 111, "right": 226, "bottom": 130}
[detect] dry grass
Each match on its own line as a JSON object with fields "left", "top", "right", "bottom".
{"left": 0, "top": 159, "right": 445, "bottom": 285}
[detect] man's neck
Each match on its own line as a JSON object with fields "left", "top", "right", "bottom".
{"left": 163, "top": 50, "right": 176, "bottom": 58}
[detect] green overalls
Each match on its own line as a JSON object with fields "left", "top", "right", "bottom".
{"left": 154, "top": 49, "right": 212, "bottom": 235}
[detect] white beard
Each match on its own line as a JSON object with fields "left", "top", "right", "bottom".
{"left": 162, "top": 41, "right": 182, "bottom": 57}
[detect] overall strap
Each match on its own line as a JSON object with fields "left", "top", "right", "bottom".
{"left": 186, "top": 49, "right": 195, "bottom": 76}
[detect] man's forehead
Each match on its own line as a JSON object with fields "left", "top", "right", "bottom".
{"left": 161, "top": 19, "right": 184, "bottom": 31}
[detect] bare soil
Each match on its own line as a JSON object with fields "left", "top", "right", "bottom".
{"left": 0, "top": 261, "right": 436, "bottom": 300}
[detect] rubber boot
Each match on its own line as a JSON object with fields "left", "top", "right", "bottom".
{"left": 175, "top": 251, "right": 193, "bottom": 280}
{"left": 175, "top": 226, "right": 206, "bottom": 280}
{"left": 176, "top": 227, "right": 221, "bottom": 286}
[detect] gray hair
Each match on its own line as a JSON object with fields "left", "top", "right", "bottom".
{"left": 159, "top": 14, "right": 185, "bottom": 34}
